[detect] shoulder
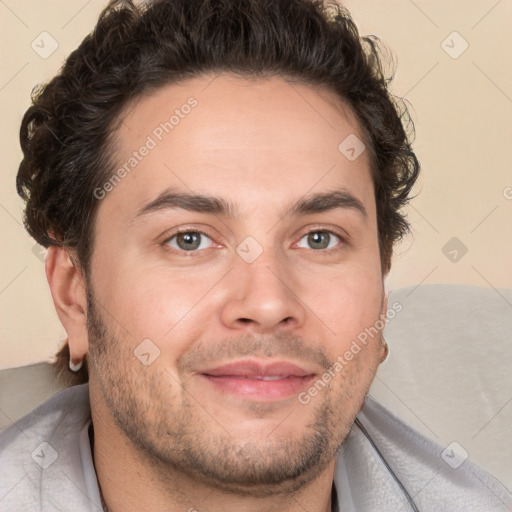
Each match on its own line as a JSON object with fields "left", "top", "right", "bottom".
{"left": 334, "top": 395, "right": 512, "bottom": 511}
{"left": 0, "top": 384, "right": 101, "bottom": 511}
{"left": 0, "top": 383, "right": 91, "bottom": 456}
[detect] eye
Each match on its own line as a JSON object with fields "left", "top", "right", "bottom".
{"left": 165, "top": 231, "right": 214, "bottom": 251}
{"left": 296, "top": 230, "right": 342, "bottom": 250}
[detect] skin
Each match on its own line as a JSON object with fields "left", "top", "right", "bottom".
{"left": 46, "top": 74, "right": 388, "bottom": 512}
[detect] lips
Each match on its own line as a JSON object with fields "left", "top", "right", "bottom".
{"left": 201, "top": 360, "right": 313, "bottom": 378}
{"left": 197, "top": 360, "right": 316, "bottom": 401}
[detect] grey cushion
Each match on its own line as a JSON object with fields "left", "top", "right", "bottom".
{"left": 370, "top": 283, "right": 512, "bottom": 490}
{"left": 1, "top": 284, "right": 511, "bottom": 489}
{"left": 0, "top": 362, "right": 66, "bottom": 430}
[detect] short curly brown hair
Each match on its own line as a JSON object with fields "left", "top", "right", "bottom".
{"left": 16, "top": 0, "right": 419, "bottom": 384}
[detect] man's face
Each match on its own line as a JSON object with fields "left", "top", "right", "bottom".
{"left": 86, "top": 74, "right": 386, "bottom": 493}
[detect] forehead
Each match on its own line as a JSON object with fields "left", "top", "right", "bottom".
{"left": 102, "top": 74, "right": 375, "bottom": 221}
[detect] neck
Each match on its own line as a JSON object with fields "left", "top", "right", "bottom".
{"left": 89, "top": 389, "right": 336, "bottom": 512}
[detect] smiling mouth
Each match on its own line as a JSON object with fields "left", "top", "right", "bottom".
{"left": 197, "top": 360, "right": 316, "bottom": 401}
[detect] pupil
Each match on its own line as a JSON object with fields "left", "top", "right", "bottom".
{"left": 178, "top": 232, "right": 200, "bottom": 250}
{"left": 309, "top": 232, "right": 329, "bottom": 249}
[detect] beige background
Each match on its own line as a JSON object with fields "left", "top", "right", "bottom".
{"left": 1, "top": 1, "right": 511, "bottom": 365}
{"left": 0, "top": 0, "right": 511, "bottom": 495}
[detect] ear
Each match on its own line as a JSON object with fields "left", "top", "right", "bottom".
{"left": 379, "top": 293, "right": 389, "bottom": 363}
{"left": 380, "top": 293, "right": 388, "bottom": 319}
{"left": 45, "top": 246, "right": 89, "bottom": 365}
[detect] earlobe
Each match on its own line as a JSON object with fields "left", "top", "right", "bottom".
{"left": 45, "top": 246, "right": 89, "bottom": 364}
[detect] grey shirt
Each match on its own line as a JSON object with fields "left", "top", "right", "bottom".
{"left": 1, "top": 384, "right": 510, "bottom": 511}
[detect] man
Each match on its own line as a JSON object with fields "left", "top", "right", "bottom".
{"left": 1, "top": 0, "right": 510, "bottom": 510}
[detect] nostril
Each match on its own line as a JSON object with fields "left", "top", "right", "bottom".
{"left": 237, "top": 316, "right": 293, "bottom": 325}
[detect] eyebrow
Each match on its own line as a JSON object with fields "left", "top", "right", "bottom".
{"left": 133, "top": 188, "right": 367, "bottom": 221}
{"left": 287, "top": 189, "right": 367, "bottom": 218}
{"left": 134, "top": 189, "right": 234, "bottom": 219}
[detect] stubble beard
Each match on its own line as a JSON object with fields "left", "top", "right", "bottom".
{"left": 85, "top": 290, "right": 376, "bottom": 497}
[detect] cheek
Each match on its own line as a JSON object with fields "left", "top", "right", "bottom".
{"left": 303, "top": 265, "right": 383, "bottom": 350}
{"left": 90, "top": 257, "right": 217, "bottom": 355}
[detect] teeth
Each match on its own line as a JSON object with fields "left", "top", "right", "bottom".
{"left": 246, "top": 375, "right": 286, "bottom": 381}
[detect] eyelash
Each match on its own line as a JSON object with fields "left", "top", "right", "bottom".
{"left": 295, "top": 230, "right": 344, "bottom": 252}
{"left": 163, "top": 228, "right": 216, "bottom": 253}
{"left": 162, "top": 228, "right": 346, "bottom": 254}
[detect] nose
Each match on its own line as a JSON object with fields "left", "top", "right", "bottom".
{"left": 220, "top": 252, "right": 306, "bottom": 334}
